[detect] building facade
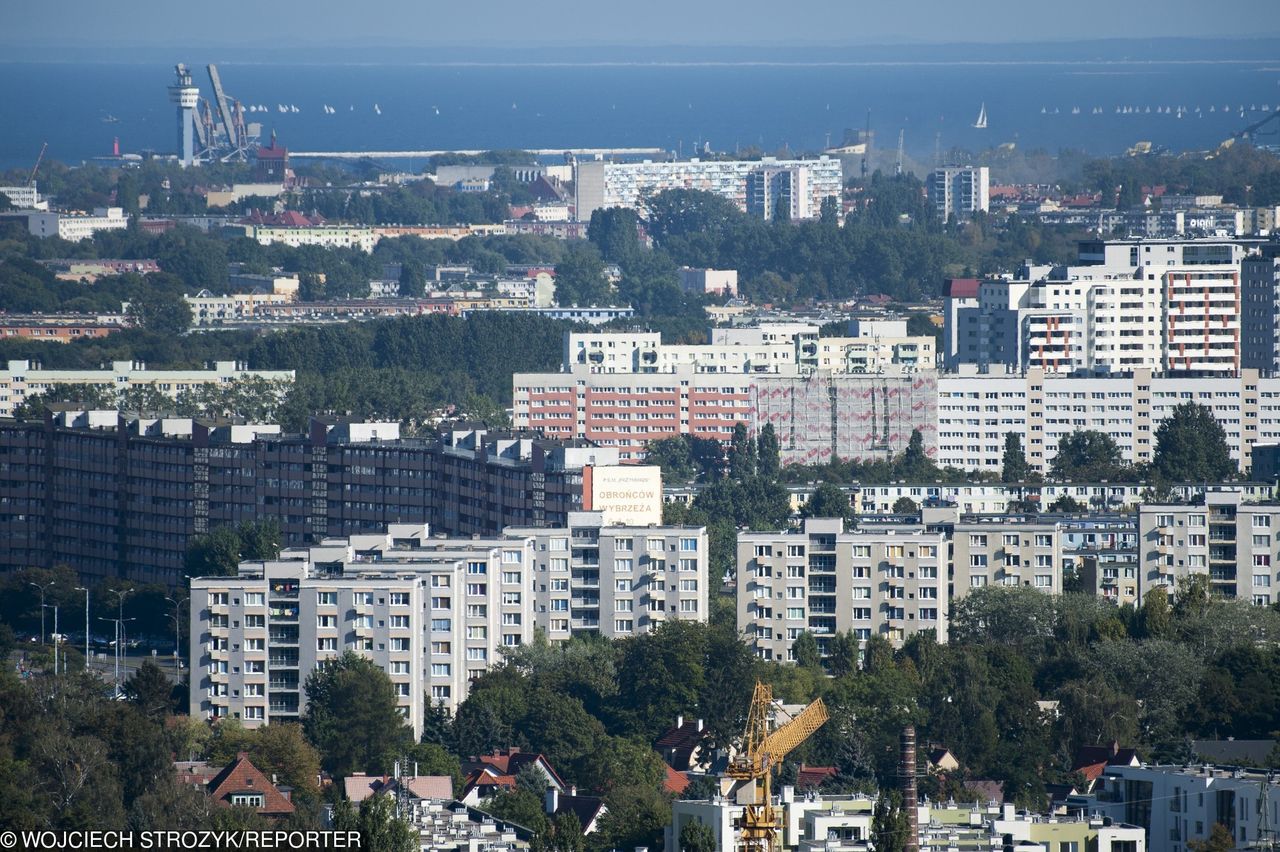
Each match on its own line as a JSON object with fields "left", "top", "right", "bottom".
{"left": 190, "top": 518, "right": 706, "bottom": 726}
{"left": 574, "top": 157, "right": 842, "bottom": 221}
{"left": 0, "top": 359, "right": 294, "bottom": 419}
{"left": 927, "top": 166, "right": 990, "bottom": 219}
{"left": 27, "top": 207, "right": 129, "bottom": 241}
{"left": 1137, "top": 490, "right": 1280, "bottom": 604}
{"left": 737, "top": 519, "right": 949, "bottom": 663}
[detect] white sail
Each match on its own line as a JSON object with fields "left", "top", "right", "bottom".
{"left": 973, "top": 102, "right": 987, "bottom": 129}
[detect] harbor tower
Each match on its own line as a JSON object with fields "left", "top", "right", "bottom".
{"left": 169, "top": 64, "right": 200, "bottom": 167}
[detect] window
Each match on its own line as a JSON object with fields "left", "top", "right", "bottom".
{"left": 466, "top": 647, "right": 488, "bottom": 661}
{"left": 1035, "top": 575, "right": 1053, "bottom": 588}
{"left": 431, "top": 664, "right": 451, "bottom": 677}
{"left": 679, "top": 600, "right": 698, "bottom": 613}
{"left": 245, "top": 661, "right": 264, "bottom": 673}
{"left": 647, "top": 537, "right": 665, "bottom": 551}
{"left": 971, "top": 576, "right": 987, "bottom": 588}
{"left": 1255, "top": 516, "right": 1272, "bottom": 529}
{"left": 502, "top": 571, "right": 521, "bottom": 585}
{"left": 615, "top": 558, "right": 634, "bottom": 573}
{"left": 502, "top": 592, "right": 521, "bottom": 606}
{"left": 244, "top": 593, "right": 264, "bottom": 607}
{"left": 431, "top": 596, "right": 451, "bottom": 610}
{"left": 466, "top": 583, "right": 487, "bottom": 596}
{"left": 391, "top": 661, "right": 410, "bottom": 674}
{"left": 466, "top": 626, "right": 486, "bottom": 640}
{"left": 354, "top": 592, "right": 373, "bottom": 606}
{"left": 615, "top": 537, "right": 633, "bottom": 551}
{"left": 551, "top": 578, "right": 569, "bottom": 592}
{"left": 395, "top": 683, "right": 410, "bottom": 697}
{"left": 970, "top": 555, "right": 988, "bottom": 568}
{"left": 1254, "top": 534, "right": 1271, "bottom": 548}
{"left": 786, "top": 607, "right": 805, "bottom": 619}
{"left": 467, "top": 561, "right": 487, "bottom": 575}
{"left": 680, "top": 579, "right": 698, "bottom": 592}
{"left": 431, "top": 575, "right": 451, "bottom": 588}
{"left": 244, "top": 615, "right": 265, "bottom": 628}
{"left": 502, "top": 612, "right": 522, "bottom": 625}
{"left": 317, "top": 614, "right": 337, "bottom": 628}
{"left": 466, "top": 604, "right": 487, "bottom": 618}
{"left": 317, "top": 637, "right": 337, "bottom": 651}
{"left": 1034, "top": 534, "right": 1053, "bottom": 547}
{"left": 209, "top": 592, "right": 228, "bottom": 606}
{"left": 244, "top": 683, "right": 264, "bottom": 697}
{"left": 615, "top": 599, "right": 633, "bottom": 612}
{"left": 431, "top": 641, "right": 450, "bottom": 654}
{"left": 389, "top": 592, "right": 409, "bottom": 606}
{"left": 390, "top": 615, "right": 410, "bottom": 629}
{"left": 503, "top": 550, "right": 523, "bottom": 564}
{"left": 502, "top": 634, "right": 521, "bottom": 647}
{"left": 549, "top": 537, "right": 569, "bottom": 551}
{"left": 969, "top": 534, "right": 988, "bottom": 547}
{"left": 430, "top": 618, "right": 451, "bottom": 632}
{"left": 244, "top": 638, "right": 264, "bottom": 651}
{"left": 550, "top": 599, "right": 569, "bottom": 612}
{"left": 614, "top": 619, "right": 633, "bottom": 633}
{"left": 680, "top": 537, "right": 698, "bottom": 551}
{"left": 680, "top": 558, "right": 698, "bottom": 572}
{"left": 352, "top": 615, "right": 372, "bottom": 629}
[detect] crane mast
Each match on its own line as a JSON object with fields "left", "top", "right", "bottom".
{"left": 726, "top": 681, "right": 829, "bottom": 852}
{"left": 28, "top": 142, "right": 47, "bottom": 187}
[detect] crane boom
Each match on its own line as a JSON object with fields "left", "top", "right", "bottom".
{"left": 28, "top": 142, "right": 47, "bottom": 187}
{"left": 207, "top": 64, "right": 238, "bottom": 148}
{"left": 761, "top": 698, "right": 828, "bottom": 765}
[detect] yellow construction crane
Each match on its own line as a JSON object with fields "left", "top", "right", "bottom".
{"left": 726, "top": 681, "right": 829, "bottom": 852}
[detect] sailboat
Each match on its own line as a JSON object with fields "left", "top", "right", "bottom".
{"left": 973, "top": 102, "right": 988, "bottom": 129}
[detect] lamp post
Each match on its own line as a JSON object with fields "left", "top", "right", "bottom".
{"left": 28, "top": 580, "right": 55, "bottom": 646}
{"left": 107, "top": 587, "right": 134, "bottom": 674}
{"left": 46, "top": 604, "right": 58, "bottom": 675}
{"left": 74, "top": 586, "right": 89, "bottom": 667}
{"left": 99, "top": 615, "right": 136, "bottom": 696}
{"left": 164, "top": 594, "right": 187, "bottom": 676}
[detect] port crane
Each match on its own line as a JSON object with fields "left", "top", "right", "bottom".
{"left": 28, "top": 142, "right": 47, "bottom": 187}
{"left": 726, "top": 681, "right": 829, "bottom": 852}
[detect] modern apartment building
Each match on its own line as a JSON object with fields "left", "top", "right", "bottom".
{"left": 573, "top": 156, "right": 842, "bottom": 221}
{"left": 0, "top": 359, "right": 294, "bottom": 419}
{"left": 814, "top": 320, "right": 937, "bottom": 372}
{"left": 1073, "top": 763, "right": 1279, "bottom": 852}
{"left": 737, "top": 519, "right": 949, "bottom": 663}
{"left": 190, "top": 517, "right": 707, "bottom": 727}
{"left": 1241, "top": 243, "right": 1280, "bottom": 371}
{"left": 745, "top": 164, "right": 816, "bottom": 220}
{"left": 1137, "top": 490, "right": 1280, "bottom": 604}
{"left": 505, "top": 512, "right": 708, "bottom": 640}
{"left": 0, "top": 412, "right": 617, "bottom": 585}
{"left": 944, "top": 238, "right": 1250, "bottom": 376}
{"left": 927, "top": 166, "right": 990, "bottom": 219}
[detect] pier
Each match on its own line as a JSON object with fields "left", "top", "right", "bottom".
{"left": 288, "top": 147, "right": 669, "bottom": 159}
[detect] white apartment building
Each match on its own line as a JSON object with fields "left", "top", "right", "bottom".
{"left": 737, "top": 519, "right": 949, "bottom": 663}
{"left": 0, "top": 183, "right": 47, "bottom": 210}
{"left": 1074, "top": 763, "right": 1278, "bottom": 852}
{"left": 946, "top": 239, "right": 1250, "bottom": 376}
{"left": 947, "top": 515, "right": 1065, "bottom": 600}
{"left": 190, "top": 520, "right": 708, "bottom": 730}
{"left": 27, "top": 207, "right": 128, "bottom": 241}
{"left": 745, "top": 164, "right": 815, "bottom": 220}
{"left": 505, "top": 512, "right": 708, "bottom": 640}
{"left": 678, "top": 267, "right": 738, "bottom": 297}
{"left": 927, "top": 166, "right": 989, "bottom": 219}
{"left": 1137, "top": 490, "right": 1280, "bottom": 604}
{"left": 246, "top": 224, "right": 380, "bottom": 253}
{"left": 574, "top": 157, "right": 842, "bottom": 221}
{"left": 189, "top": 526, "right": 534, "bottom": 732}
{"left": 935, "top": 366, "right": 1280, "bottom": 477}
{"left": 0, "top": 359, "right": 295, "bottom": 418}
{"left": 814, "top": 320, "right": 936, "bottom": 372}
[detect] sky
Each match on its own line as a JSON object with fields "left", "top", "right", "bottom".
{"left": 5, "top": 0, "right": 1279, "bottom": 48}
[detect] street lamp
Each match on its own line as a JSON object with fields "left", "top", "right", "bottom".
{"left": 28, "top": 580, "right": 55, "bottom": 646}
{"left": 99, "top": 615, "right": 136, "bottom": 697}
{"left": 45, "top": 604, "right": 58, "bottom": 675}
{"left": 74, "top": 586, "right": 89, "bottom": 666}
{"left": 164, "top": 594, "right": 187, "bottom": 676}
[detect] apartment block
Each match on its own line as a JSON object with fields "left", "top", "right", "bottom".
{"left": 0, "top": 359, "right": 294, "bottom": 419}
{"left": 1137, "top": 490, "right": 1280, "bottom": 604}
{"left": 814, "top": 319, "right": 936, "bottom": 372}
{"left": 944, "top": 238, "right": 1249, "bottom": 376}
{"left": 737, "top": 519, "right": 948, "bottom": 663}
{"left": 0, "top": 412, "right": 616, "bottom": 585}
{"left": 943, "top": 515, "right": 1065, "bottom": 599}
{"left": 190, "top": 517, "right": 707, "bottom": 728}
{"left": 505, "top": 512, "right": 708, "bottom": 640}
{"left": 189, "top": 525, "right": 534, "bottom": 729}
{"left": 936, "top": 366, "right": 1280, "bottom": 477}
{"left": 573, "top": 156, "right": 842, "bottom": 221}
{"left": 1241, "top": 243, "right": 1280, "bottom": 371}
{"left": 927, "top": 166, "right": 989, "bottom": 219}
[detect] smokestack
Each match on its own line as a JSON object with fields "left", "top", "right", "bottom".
{"left": 900, "top": 725, "right": 918, "bottom": 852}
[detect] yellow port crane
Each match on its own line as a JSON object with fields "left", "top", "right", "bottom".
{"left": 726, "top": 681, "right": 829, "bottom": 852}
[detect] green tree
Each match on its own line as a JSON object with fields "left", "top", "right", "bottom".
{"left": 678, "top": 820, "right": 716, "bottom": 852}
{"left": 801, "top": 483, "right": 851, "bottom": 522}
{"left": 553, "top": 244, "right": 612, "bottom": 307}
{"left": 1189, "top": 823, "right": 1236, "bottom": 852}
{"left": 896, "top": 429, "right": 934, "bottom": 480}
{"left": 397, "top": 260, "right": 427, "bottom": 298}
{"left": 124, "top": 660, "right": 176, "bottom": 720}
{"left": 728, "top": 423, "right": 757, "bottom": 480}
{"left": 332, "top": 793, "right": 417, "bottom": 852}
{"left": 587, "top": 207, "right": 642, "bottom": 265}
{"left": 126, "top": 289, "right": 193, "bottom": 335}
{"left": 1048, "top": 493, "right": 1086, "bottom": 513}
{"left": 1151, "top": 402, "right": 1235, "bottom": 482}
{"left": 872, "top": 789, "right": 911, "bottom": 852}
{"left": 184, "top": 527, "right": 244, "bottom": 577}
{"left": 1140, "top": 586, "right": 1172, "bottom": 638}
{"left": 533, "top": 810, "right": 586, "bottom": 852}
{"left": 756, "top": 423, "right": 781, "bottom": 480}
{"left": 1050, "top": 431, "right": 1126, "bottom": 482}
{"left": 792, "top": 631, "right": 822, "bottom": 671}
{"left": 1001, "top": 432, "right": 1030, "bottom": 483}
{"left": 891, "top": 496, "right": 919, "bottom": 515}
{"left": 303, "top": 651, "right": 413, "bottom": 777}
